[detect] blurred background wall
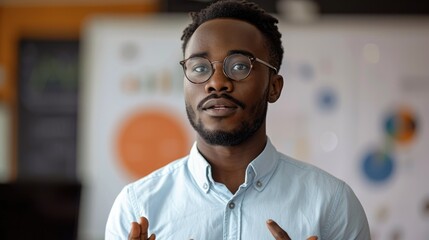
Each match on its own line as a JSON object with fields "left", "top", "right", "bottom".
{"left": 0, "top": 0, "right": 428, "bottom": 239}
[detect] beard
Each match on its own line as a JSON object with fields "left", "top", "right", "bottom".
{"left": 186, "top": 91, "right": 268, "bottom": 147}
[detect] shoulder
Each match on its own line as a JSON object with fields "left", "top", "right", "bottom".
{"left": 273, "top": 152, "right": 364, "bottom": 210}
{"left": 276, "top": 152, "right": 345, "bottom": 188}
{"left": 126, "top": 155, "right": 190, "bottom": 196}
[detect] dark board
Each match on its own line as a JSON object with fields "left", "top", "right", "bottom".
{"left": 17, "top": 39, "right": 79, "bottom": 181}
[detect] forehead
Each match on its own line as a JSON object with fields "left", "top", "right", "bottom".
{"left": 185, "top": 18, "right": 267, "bottom": 59}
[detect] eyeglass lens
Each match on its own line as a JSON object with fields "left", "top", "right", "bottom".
{"left": 183, "top": 54, "right": 252, "bottom": 83}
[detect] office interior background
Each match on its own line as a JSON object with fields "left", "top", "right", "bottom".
{"left": 0, "top": 0, "right": 428, "bottom": 239}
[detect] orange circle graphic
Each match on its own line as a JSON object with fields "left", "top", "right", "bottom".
{"left": 117, "top": 109, "right": 190, "bottom": 179}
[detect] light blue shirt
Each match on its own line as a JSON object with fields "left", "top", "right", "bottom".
{"left": 106, "top": 139, "right": 370, "bottom": 239}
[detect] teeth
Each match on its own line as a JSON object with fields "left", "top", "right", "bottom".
{"left": 213, "top": 105, "right": 226, "bottom": 109}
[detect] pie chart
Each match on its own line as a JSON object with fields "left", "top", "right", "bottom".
{"left": 362, "top": 149, "right": 395, "bottom": 183}
{"left": 384, "top": 107, "right": 418, "bottom": 145}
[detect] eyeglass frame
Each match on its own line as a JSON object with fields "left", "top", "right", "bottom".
{"left": 179, "top": 53, "right": 278, "bottom": 84}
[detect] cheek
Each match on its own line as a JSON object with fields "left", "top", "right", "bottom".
{"left": 184, "top": 80, "right": 193, "bottom": 96}
{"left": 237, "top": 79, "right": 269, "bottom": 102}
{"left": 184, "top": 83, "right": 202, "bottom": 107}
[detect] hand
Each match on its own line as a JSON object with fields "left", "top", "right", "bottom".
{"left": 266, "top": 219, "right": 318, "bottom": 240}
{"left": 128, "top": 217, "right": 156, "bottom": 240}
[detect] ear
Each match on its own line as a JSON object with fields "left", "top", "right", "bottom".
{"left": 268, "top": 74, "right": 284, "bottom": 103}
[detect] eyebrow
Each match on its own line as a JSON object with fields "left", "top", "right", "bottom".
{"left": 187, "top": 52, "right": 208, "bottom": 59}
{"left": 187, "top": 49, "right": 256, "bottom": 60}
{"left": 227, "top": 50, "right": 255, "bottom": 58}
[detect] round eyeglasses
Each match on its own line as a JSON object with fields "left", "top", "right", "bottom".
{"left": 179, "top": 53, "right": 278, "bottom": 84}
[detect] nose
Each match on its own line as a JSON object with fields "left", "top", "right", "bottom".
{"left": 204, "top": 62, "right": 234, "bottom": 93}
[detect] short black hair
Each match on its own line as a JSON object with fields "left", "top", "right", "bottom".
{"left": 181, "top": 0, "right": 284, "bottom": 71}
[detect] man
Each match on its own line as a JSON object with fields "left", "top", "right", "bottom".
{"left": 106, "top": 0, "right": 371, "bottom": 239}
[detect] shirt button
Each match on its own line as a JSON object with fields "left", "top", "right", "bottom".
{"left": 203, "top": 183, "right": 208, "bottom": 189}
{"left": 256, "top": 180, "right": 263, "bottom": 188}
{"left": 228, "top": 202, "right": 235, "bottom": 209}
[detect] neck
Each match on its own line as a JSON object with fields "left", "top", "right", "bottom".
{"left": 196, "top": 127, "right": 267, "bottom": 193}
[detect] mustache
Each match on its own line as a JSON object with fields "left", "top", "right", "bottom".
{"left": 197, "top": 93, "right": 246, "bottom": 110}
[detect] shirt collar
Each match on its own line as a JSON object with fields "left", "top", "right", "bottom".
{"left": 248, "top": 138, "right": 278, "bottom": 192}
{"left": 187, "top": 142, "right": 211, "bottom": 193}
{"left": 187, "top": 138, "right": 279, "bottom": 193}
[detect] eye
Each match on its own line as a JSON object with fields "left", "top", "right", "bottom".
{"left": 231, "top": 62, "right": 250, "bottom": 72}
{"left": 192, "top": 64, "right": 210, "bottom": 74}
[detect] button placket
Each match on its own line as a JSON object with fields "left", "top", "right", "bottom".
{"left": 224, "top": 198, "right": 240, "bottom": 240}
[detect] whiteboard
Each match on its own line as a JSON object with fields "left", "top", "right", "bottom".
{"left": 80, "top": 14, "right": 429, "bottom": 240}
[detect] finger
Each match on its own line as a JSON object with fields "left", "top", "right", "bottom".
{"left": 266, "top": 219, "right": 291, "bottom": 240}
{"left": 139, "top": 217, "right": 150, "bottom": 240}
{"left": 128, "top": 221, "right": 141, "bottom": 240}
{"left": 307, "top": 237, "right": 318, "bottom": 240}
{"left": 148, "top": 233, "right": 156, "bottom": 240}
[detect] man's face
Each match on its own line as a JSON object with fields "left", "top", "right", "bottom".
{"left": 183, "top": 19, "right": 275, "bottom": 146}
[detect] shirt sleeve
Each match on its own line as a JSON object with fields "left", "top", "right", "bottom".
{"left": 324, "top": 182, "right": 371, "bottom": 240}
{"left": 105, "top": 185, "right": 139, "bottom": 240}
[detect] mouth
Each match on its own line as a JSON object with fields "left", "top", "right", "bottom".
{"left": 202, "top": 98, "right": 237, "bottom": 110}
{"left": 207, "top": 105, "right": 235, "bottom": 110}
{"left": 201, "top": 98, "right": 238, "bottom": 117}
